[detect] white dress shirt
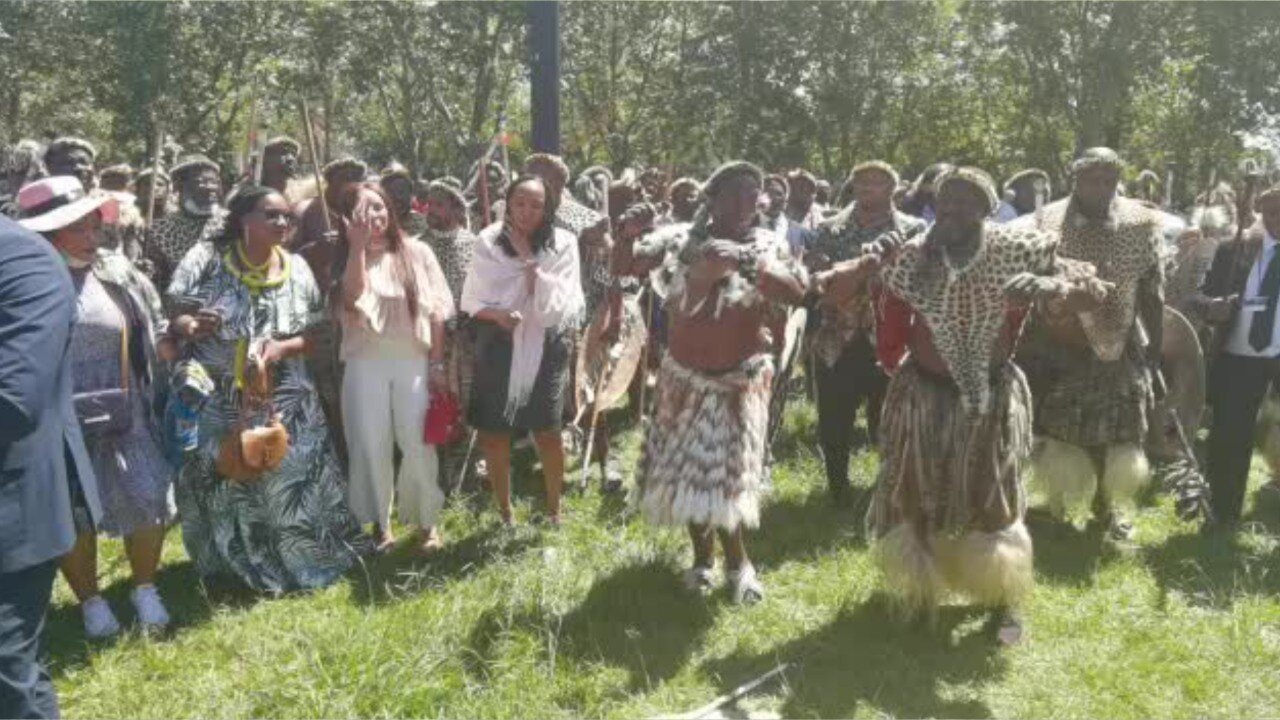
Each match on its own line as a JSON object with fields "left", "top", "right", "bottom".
{"left": 1225, "top": 230, "right": 1280, "bottom": 358}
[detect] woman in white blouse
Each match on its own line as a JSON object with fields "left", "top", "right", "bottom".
{"left": 339, "top": 183, "right": 454, "bottom": 554}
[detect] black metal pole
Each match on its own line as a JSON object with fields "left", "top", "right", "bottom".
{"left": 528, "top": 0, "right": 561, "bottom": 155}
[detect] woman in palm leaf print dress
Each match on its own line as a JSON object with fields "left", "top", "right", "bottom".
{"left": 166, "top": 186, "right": 371, "bottom": 593}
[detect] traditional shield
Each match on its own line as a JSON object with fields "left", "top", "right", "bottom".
{"left": 767, "top": 306, "right": 809, "bottom": 445}
{"left": 1158, "top": 306, "right": 1205, "bottom": 443}
{"left": 1149, "top": 305, "right": 1211, "bottom": 521}
{"left": 574, "top": 294, "right": 648, "bottom": 418}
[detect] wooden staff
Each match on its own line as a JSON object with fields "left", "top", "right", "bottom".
{"left": 243, "top": 94, "right": 259, "bottom": 183}
{"left": 478, "top": 153, "right": 491, "bottom": 228}
{"left": 1235, "top": 159, "right": 1262, "bottom": 245}
{"left": 143, "top": 121, "right": 163, "bottom": 254}
{"left": 251, "top": 116, "right": 265, "bottom": 186}
{"left": 299, "top": 99, "right": 332, "bottom": 234}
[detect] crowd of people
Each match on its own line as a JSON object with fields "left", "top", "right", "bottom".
{"left": 2, "top": 131, "right": 1278, "bottom": 717}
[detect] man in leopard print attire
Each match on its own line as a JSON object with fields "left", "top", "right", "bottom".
{"left": 822, "top": 167, "right": 1109, "bottom": 644}
{"left": 524, "top": 154, "right": 626, "bottom": 492}
{"left": 144, "top": 154, "right": 226, "bottom": 292}
{"left": 1013, "top": 148, "right": 1165, "bottom": 541}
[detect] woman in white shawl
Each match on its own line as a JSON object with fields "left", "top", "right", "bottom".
{"left": 461, "top": 175, "right": 584, "bottom": 526}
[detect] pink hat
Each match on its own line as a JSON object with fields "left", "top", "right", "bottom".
{"left": 16, "top": 176, "right": 119, "bottom": 233}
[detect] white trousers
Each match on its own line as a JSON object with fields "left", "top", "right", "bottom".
{"left": 341, "top": 356, "right": 444, "bottom": 529}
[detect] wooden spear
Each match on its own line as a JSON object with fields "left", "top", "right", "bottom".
{"left": 299, "top": 99, "right": 332, "bottom": 234}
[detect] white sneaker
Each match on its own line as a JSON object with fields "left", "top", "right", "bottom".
{"left": 130, "top": 585, "right": 171, "bottom": 631}
{"left": 81, "top": 596, "right": 121, "bottom": 639}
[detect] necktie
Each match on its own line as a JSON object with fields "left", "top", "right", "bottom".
{"left": 1248, "top": 245, "right": 1280, "bottom": 351}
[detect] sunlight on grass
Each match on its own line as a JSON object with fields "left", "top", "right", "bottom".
{"left": 50, "top": 399, "right": 1280, "bottom": 719}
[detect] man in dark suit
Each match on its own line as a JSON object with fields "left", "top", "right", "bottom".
{"left": 1192, "top": 184, "right": 1280, "bottom": 529}
{"left": 0, "top": 215, "right": 100, "bottom": 718}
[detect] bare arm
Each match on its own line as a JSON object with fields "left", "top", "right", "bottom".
{"left": 609, "top": 204, "right": 663, "bottom": 277}
{"left": 815, "top": 254, "right": 883, "bottom": 308}
{"left": 757, "top": 263, "right": 807, "bottom": 306}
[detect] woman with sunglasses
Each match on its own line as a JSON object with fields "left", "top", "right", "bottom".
{"left": 166, "top": 186, "right": 370, "bottom": 593}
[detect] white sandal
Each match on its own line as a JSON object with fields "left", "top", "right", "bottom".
{"left": 727, "top": 563, "right": 764, "bottom": 605}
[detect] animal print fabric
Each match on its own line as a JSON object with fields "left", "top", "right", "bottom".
{"left": 879, "top": 223, "right": 1058, "bottom": 415}
{"left": 555, "top": 195, "right": 612, "bottom": 318}
{"left": 808, "top": 205, "right": 926, "bottom": 367}
{"left": 147, "top": 209, "right": 227, "bottom": 291}
{"left": 1019, "top": 197, "right": 1163, "bottom": 361}
{"left": 635, "top": 221, "right": 803, "bottom": 326}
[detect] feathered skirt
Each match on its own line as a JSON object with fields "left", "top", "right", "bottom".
{"left": 636, "top": 353, "right": 773, "bottom": 530}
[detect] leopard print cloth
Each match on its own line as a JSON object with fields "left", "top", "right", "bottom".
{"left": 880, "top": 223, "right": 1059, "bottom": 415}
{"left": 808, "top": 204, "right": 926, "bottom": 367}
{"left": 1018, "top": 197, "right": 1163, "bottom": 361}
{"left": 555, "top": 195, "right": 612, "bottom": 318}
{"left": 145, "top": 208, "right": 226, "bottom": 290}
{"left": 636, "top": 221, "right": 803, "bottom": 325}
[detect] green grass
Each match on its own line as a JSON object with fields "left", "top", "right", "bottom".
{"left": 50, "top": 400, "right": 1280, "bottom": 719}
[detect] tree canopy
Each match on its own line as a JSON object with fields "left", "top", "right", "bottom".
{"left": 2, "top": 0, "right": 1278, "bottom": 204}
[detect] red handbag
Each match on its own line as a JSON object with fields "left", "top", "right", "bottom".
{"left": 423, "top": 391, "right": 463, "bottom": 445}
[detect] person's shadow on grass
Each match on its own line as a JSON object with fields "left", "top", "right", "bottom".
{"left": 747, "top": 489, "right": 866, "bottom": 569}
{"left": 462, "top": 558, "right": 718, "bottom": 694}
{"left": 701, "top": 595, "right": 1005, "bottom": 719}
{"left": 1142, "top": 525, "right": 1280, "bottom": 610}
{"left": 347, "top": 522, "right": 541, "bottom": 606}
{"left": 1022, "top": 508, "right": 1110, "bottom": 587}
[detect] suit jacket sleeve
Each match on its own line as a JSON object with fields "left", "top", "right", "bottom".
{"left": 0, "top": 232, "right": 75, "bottom": 438}
{"left": 1189, "top": 240, "right": 1235, "bottom": 323}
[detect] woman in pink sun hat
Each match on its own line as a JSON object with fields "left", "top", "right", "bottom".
{"left": 17, "top": 176, "right": 177, "bottom": 638}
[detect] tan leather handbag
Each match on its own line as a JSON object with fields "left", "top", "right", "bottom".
{"left": 216, "top": 353, "right": 289, "bottom": 482}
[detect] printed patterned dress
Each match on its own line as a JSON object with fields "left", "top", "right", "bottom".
{"left": 167, "top": 242, "right": 370, "bottom": 593}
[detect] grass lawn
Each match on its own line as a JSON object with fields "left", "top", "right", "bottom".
{"left": 49, "top": 402, "right": 1280, "bottom": 719}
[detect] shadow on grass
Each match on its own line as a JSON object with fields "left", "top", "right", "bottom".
{"left": 1142, "top": 526, "right": 1280, "bottom": 610}
{"left": 347, "top": 524, "right": 540, "bottom": 606}
{"left": 749, "top": 489, "right": 865, "bottom": 568}
{"left": 702, "top": 596, "right": 1004, "bottom": 719}
{"left": 1023, "top": 508, "right": 1107, "bottom": 587}
{"left": 46, "top": 560, "right": 259, "bottom": 679}
{"left": 463, "top": 558, "right": 718, "bottom": 694}
{"left": 769, "top": 400, "right": 823, "bottom": 466}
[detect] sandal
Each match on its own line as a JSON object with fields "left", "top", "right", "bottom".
{"left": 727, "top": 563, "right": 765, "bottom": 605}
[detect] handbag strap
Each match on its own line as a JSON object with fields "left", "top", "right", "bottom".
{"left": 238, "top": 349, "right": 276, "bottom": 420}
